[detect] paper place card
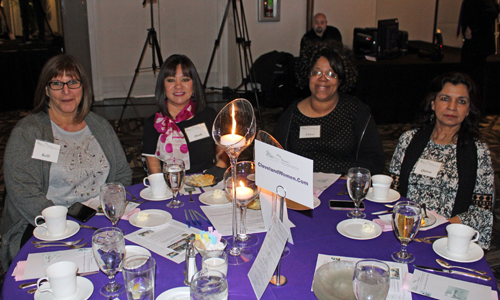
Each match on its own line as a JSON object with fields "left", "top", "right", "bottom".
{"left": 254, "top": 140, "right": 313, "bottom": 208}
{"left": 32, "top": 140, "right": 60, "bottom": 163}
{"left": 409, "top": 269, "right": 491, "bottom": 299}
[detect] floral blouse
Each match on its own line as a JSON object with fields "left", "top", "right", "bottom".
{"left": 389, "top": 129, "right": 494, "bottom": 249}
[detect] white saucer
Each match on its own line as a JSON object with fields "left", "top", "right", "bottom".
{"left": 35, "top": 277, "right": 93, "bottom": 300}
{"left": 432, "top": 237, "right": 484, "bottom": 263}
{"left": 156, "top": 286, "right": 190, "bottom": 300}
{"left": 365, "top": 188, "right": 400, "bottom": 203}
{"left": 287, "top": 197, "right": 321, "bottom": 211}
{"left": 129, "top": 209, "right": 172, "bottom": 228}
{"left": 199, "top": 191, "right": 231, "bottom": 206}
{"left": 139, "top": 187, "right": 173, "bottom": 201}
{"left": 33, "top": 220, "right": 80, "bottom": 241}
{"left": 125, "top": 245, "right": 151, "bottom": 259}
{"left": 337, "top": 219, "right": 382, "bottom": 240}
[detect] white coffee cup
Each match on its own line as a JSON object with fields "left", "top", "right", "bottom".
{"left": 36, "top": 261, "right": 78, "bottom": 299}
{"left": 446, "top": 224, "right": 480, "bottom": 256}
{"left": 34, "top": 206, "right": 68, "bottom": 237}
{"left": 143, "top": 173, "right": 168, "bottom": 197}
{"left": 371, "top": 175, "right": 393, "bottom": 200}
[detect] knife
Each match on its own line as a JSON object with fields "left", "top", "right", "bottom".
{"left": 371, "top": 210, "right": 392, "bottom": 215}
{"left": 413, "top": 265, "right": 491, "bottom": 281}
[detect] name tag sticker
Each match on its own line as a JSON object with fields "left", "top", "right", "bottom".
{"left": 32, "top": 140, "right": 60, "bottom": 163}
{"left": 185, "top": 123, "right": 210, "bottom": 142}
{"left": 299, "top": 125, "right": 321, "bottom": 138}
{"left": 414, "top": 159, "right": 442, "bottom": 178}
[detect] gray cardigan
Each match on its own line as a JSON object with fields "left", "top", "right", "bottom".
{"left": 1, "top": 111, "right": 132, "bottom": 269}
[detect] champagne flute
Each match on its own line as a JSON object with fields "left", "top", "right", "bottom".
{"left": 163, "top": 158, "right": 186, "bottom": 208}
{"left": 100, "top": 183, "right": 127, "bottom": 226}
{"left": 92, "top": 227, "right": 126, "bottom": 297}
{"left": 347, "top": 167, "right": 371, "bottom": 219}
{"left": 353, "top": 259, "right": 390, "bottom": 300}
{"left": 392, "top": 200, "right": 422, "bottom": 263}
{"left": 224, "top": 161, "right": 259, "bottom": 248}
{"left": 212, "top": 98, "right": 256, "bottom": 265}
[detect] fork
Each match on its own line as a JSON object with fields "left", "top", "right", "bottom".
{"left": 126, "top": 190, "right": 147, "bottom": 204}
{"left": 337, "top": 183, "right": 347, "bottom": 195}
{"left": 34, "top": 242, "right": 88, "bottom": 249}
{"left": 32, "top": 238, "right": 84, "bottom": 245}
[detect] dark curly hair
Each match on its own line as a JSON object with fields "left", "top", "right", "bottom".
{"left": 416, "top": 72, "right": 480, "bottom": 144}
{"left": 295, "top": 40, "right": 358, "bottom": 93}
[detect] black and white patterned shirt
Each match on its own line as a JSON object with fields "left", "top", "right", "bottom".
{"left": 389, "top": 129, "right": 494, "bottom": 249}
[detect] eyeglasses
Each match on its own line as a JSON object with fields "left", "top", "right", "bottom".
{"left": 310, "top": 71, "right": 338, "bottom": 80}
{"left": 47, "top": 79, "right": 82, "bottom": 90}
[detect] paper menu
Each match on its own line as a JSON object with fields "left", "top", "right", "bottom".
{"left": 125, "top": 220, "right": 200, "bottom": 264}
{"left": 313, "top": 172, "right": 341, "bottom": 196}
{"left": 313, "top": 254, "right": 412, "bottom": 300}
{"left": 248, "top": 214, "right": 290, "bottom": 299}
{"left": 23, "top": 248, "right": 99, "bottom": 280}
{"left": 409, "top": 269, "right": 491, "bottom": 299}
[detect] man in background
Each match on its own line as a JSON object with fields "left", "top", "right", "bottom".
{"left": 300, "top": 13, "right": 342, "bottom": 53}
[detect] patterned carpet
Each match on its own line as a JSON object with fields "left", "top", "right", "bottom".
{"left": 0, "top": 106, "right": 499, "bottom": 291}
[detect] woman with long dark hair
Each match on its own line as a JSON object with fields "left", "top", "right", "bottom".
{"left": 389, "top": 72, "right": 494, "bottom": 249}
{"left": 142, "top": 54, "right": 228, "bottom": 177}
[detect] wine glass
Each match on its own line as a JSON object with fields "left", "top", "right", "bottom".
{"left": 353, "top": 259, "right": 390, "bottom": 300}
{"left": 346, "top": 167, "right": 371, "bottom": 219}
{"left": 224, "top": 161, "right": 259, "bottom": 248}
{"left": 392, "top": 200, "right": 422, "bottom": 263}
{"left": 100, "top": 183, "right": 127, "bottom": 226}
{"left": 212, "top": 98, "right": 256, "bottom": 265}
{"left": 163, "top": 158, "right": 186, "bottom": 208}
{"left": 92, "top": 227, "right": 126, "bottom": 297}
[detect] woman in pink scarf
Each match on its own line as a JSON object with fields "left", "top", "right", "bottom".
{"left": 142, "top": 54, "right": 228, "bottom": 180}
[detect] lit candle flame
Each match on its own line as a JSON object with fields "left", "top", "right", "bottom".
{"left": 239, "top": 181, "right": 245, "bottom": 188}
{"left": 231, "top": 104, "right": 236, "bottom": 136}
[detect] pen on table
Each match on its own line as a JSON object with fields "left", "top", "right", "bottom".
{"left": 184, "top": 209, "right": 191, "bottom": 228}
{"left": 193, "top": 210, "right": 213, "bottom": 226}
{"left": 188, "top": 209, "right": 199, "bottom": 228}
{"left": 190, "top": 209, "right": 202, "bottom": 227}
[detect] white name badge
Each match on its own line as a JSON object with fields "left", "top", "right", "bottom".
{"left": 32, "top": 140, "right": 60, "bottom": 163}
{"left": 414, "top": 159, "right": 442, "bottom": 178}
{"left": 184, "top": 123, "right": 210, "bottom": 142}
{"left": 299, "top": 125, "right": 321, "bottom": 138}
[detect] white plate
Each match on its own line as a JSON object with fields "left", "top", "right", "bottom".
{"left": 336, "top": 219, "right": 382, "bottom": 240}
{"left": 199, "top": 191, "right": 231, "bottom": 206}
{"left": 35, "top": 277, "right": 93, "bottom": 300}
{"left": 139, "top": 187, "right": 173, "bottom": 201}
{"left": 156, "top": 286, "right": 190, "bottom": 300}
{"left": 125, "top": 245, "right": 152, "bottom": 259}
{"left": 286, "top": 197, "right": 321, "bottom": 211}
{"left": 365, "top": 188, "right": 401, "bottom": 203}
{"left": 129, "top": 209, "right": 172, "bottom": 228}
{"left": 432, "top": 238, "right": 484, "bottom": 263}
{"left": 33, "top": 220, "right": 80, "bottom": 241}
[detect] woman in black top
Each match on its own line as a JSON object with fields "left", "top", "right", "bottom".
{"left": 142, "top": 54, "right": 228, "bottom": 178}
{"left": 274, "top": 45, "right": 384, "bottom": 174}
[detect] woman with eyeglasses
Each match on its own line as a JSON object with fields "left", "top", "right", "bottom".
{"left": 1, "top": 54, "right": 132, "bottom": 269}
{"left": 274, "top": 44, "right": 384, "bottom": 174}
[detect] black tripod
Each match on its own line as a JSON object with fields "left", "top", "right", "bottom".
{"left": 203, "top": 0, "right": 264, "bottom": 130}
{"left": 117, "top": 0, "right": 163, "bottom": 129}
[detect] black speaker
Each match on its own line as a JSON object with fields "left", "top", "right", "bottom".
{"left": 353, "top": 27, "right": 378, "bottom": 57}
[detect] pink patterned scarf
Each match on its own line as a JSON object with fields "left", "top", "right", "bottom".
{"left": 154, "top": 100, "right": 194, "bottom": 170}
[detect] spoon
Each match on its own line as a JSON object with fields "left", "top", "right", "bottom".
{"left": 31, "top": 238, "right": 84, "bottom": 245}
{"left": 422, "top": 203, "right": 429, "bottom": 219}
{"left": 34, "top": 242, "right": 88, "bottom": 249}
{"left": 436, "top": 259, "right": 487, "bottom": 275}
{"left": 384, "top": 204, "right": 394, "bottom": 208}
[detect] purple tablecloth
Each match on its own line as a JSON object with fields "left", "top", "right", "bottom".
{"left": 3, "top": 180, "right": 497, "bottom": 299}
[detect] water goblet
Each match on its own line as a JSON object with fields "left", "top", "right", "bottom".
{"left": 346, "top": 167, "right": 371, "bottom": 219}
{"left": 163, "top": 158, "right": 186, "bottom": 208}
{"left": 92, "top": 227, "right": 126, "bottom": 297}
{"left": 100, "top": 183, "right": 127, "bottom": 226}
{"left": 353, "top": 259, "right": 390, "bottom": 300}
{"left": 224, "top": 161, "right": 259, "bottom": 248}
{"left": 392, "top": 200, "right": 422, "bottom": 263}
{"left": 212, "top": 98, "right": 256, "bottom": 265}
